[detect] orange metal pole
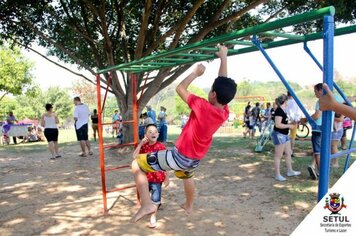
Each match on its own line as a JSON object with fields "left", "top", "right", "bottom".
{"left": 132, "top": 74, "right": 139, "bottom": 147}
{"left": 96, "top": 74, "right": 108, "bottom": 214}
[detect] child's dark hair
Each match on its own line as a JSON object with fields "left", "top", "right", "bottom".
{"left": 145, "top": 123, "right": 157, "bottom": 133}
{"left": 45, "top": 103, "right": 53, "bottom": 111}
{"left": 212, "top": 76, "right": 237, "bottom": 105}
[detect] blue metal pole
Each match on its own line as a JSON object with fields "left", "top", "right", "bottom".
{"left": 318, "top": 15, "right": 334, "bottom": 202}
{"left": 304, "top": 41, "right": 355, "bottom": 174}
{"left": 343, "top": 124, "right": 356, "bottom": 173}
{"left": 304, "top": 42, "right": 352, "bottom": 106}
{"left": 251, "top": 35, "right": 319, "bottom": 131}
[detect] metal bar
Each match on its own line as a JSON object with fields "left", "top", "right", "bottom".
{"left": 176, "top": 53, "right": 212, "bottom": 58}
{"left": 333, "top": 83, "right": 353, "bottom": 106}
{"left": 97, "top": 6, "right": 335, "bottom": 74}
{"left": 137, "top": 73, "right": 149, "bottom": 107}
{"left": 159, "top": 57, "right": 193, "bottom": 62}
{"left": 344, "top": 124, "right": 356, "bottom": 173}
{"left": 140, "top": 62, "right": 176, "bottom": 66}
{"left": 103, "top": 142, "right": 136, "bottom": 149}
{"left": 251, "top": 35, "right": 319, "bottom": 131}
{"left": 330, "top": 147, "right": 356, "bottom": 159}
{"left": 101, "top": 120, "right": 134, "bottom": 126}
{"left": 96, "top": 74, "right": 108, "bottom": 214}
{"left": 225, "top": 40, "right": 257, "bottom": 46}
{"left": 107, "top": 184, "right": 136, "bottom": 193}
{"left": 102, "top": 74, "right": 112, "bottom": 113}
{"left": 115, "top": 23, "right": 355, "bottom": 74}
{"left": 105, "top": 165, "right": 131, "bottom": 172}
{"left": 304, "top": 42, "right": 353, "bottom": 106}
{"left": 132, "top": 74, "right": 139, "bottom": 148}
{"left": 97, "top": 24, "right": 355, "bottom": 75}
{"left": 261, "top": 31, "right": 305, "bottom": 41}
{"left": 318, "top": 14, "right": 334, "bottom": 202}
{"left": 303, "top": 42, "right": 323, "bottom": 70}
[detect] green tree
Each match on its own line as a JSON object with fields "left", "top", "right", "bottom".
{"left": 45, "top": 86, "right": 73, "bottom": 121}
{"left": 1, "top": 0, "right": 355, "bottom": 140}
{"left": 175, "top": 85, "right": 207, "bottom": 115}
{"left": 0, "top": 96, "right": 17, "bottom": 120}
{"left": 14, "top": 86, "right": 72, "bottom": 122}
{"left": 0, "top": 46, "right": 34, "bottom": 101}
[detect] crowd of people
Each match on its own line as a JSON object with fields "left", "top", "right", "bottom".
{"left": 240, "top": 82, "right": 354, "bottom": 182}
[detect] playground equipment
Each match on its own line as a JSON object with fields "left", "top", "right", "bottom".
{"left": 96, "top": 6, "right": 356, "bottom": 210}
{"left": 255, "top": 118, "right": 274, "bottom": 152}
{"left": 95, "top": 74, "right": 139, "bottom": 214}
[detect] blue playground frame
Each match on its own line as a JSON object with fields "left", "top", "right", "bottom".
{"left": 252, "top": 14, "right": 355, "bottom": 201}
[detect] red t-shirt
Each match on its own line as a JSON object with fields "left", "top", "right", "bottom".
{"left": 175, "top": 94, "right": 229, "bottom": 160}
{"left": 140, "top": 142, "right": 167, "bottom": 183}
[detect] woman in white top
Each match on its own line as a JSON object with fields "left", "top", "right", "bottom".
{"left": 41, "top": 103, "right": 60, "bottom": 159}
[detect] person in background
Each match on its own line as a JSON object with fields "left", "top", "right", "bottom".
{"left": 341, "top": 112, "right": 352, "bottom": 150}
{"left": 91, "top": 109, "right": 99, "bottom": 141}
{"left": 285, "top": 91, "right": 303, "bottom": 157}
{"left": 250, "top": 102, "right": 261, "bottom": 138}
{"left": 6, "top": 111, "right": 18, "bottom": 144}
{"left": 271, "top": 94, "right": 300, "bottom": 181}
{"left": 112, "top": 110, "right": 121, "bottom": 137}
{"left": 146, "top": 105, "right": 156, "bottom": 124}
{"left": 73, "top": 96, "right": 92, "bottom": 157}
{"left": 331, "top": 112, "right": 344, "bottom": 168}
{"left": 158, "top": 106, "right": 168, "bottom": 143}
{"left": 41, "top": 104, "right": 61, "bottom": 159}
{"left": 242, "top": 104, "right": 252, "bottom": 138}
{"left": 142, "top": 112, "right": 154, "bottom": 126}
{"left": 263, "top": 102, "right": 272, "bottom": 121}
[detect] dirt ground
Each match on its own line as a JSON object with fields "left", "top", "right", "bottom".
{"left": 0, "top": 141, "right": 311, "bottom": 236}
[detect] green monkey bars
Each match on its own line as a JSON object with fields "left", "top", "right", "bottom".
{"left": 97, "top": 6, "right": 356, "bottom": 74}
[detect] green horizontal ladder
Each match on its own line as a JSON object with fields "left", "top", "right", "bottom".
{"left": 97, "top": 6, "right": 355, "bottom": 74}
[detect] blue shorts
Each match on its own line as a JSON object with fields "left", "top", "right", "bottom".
{"left": 271, "top": 131, "right": 290, "bottom": 145}
{"left": 312, "top": 131, "right": 322, "bottom": 155}
{"left": 331, "top": 129, "right": 343, "bottom": 141}
{"left": 149, "top": 182, "right": 162, "bottom": 204}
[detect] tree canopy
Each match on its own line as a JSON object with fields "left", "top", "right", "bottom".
{"left": 0, "top": 46, "right": 35, "bottom": 101}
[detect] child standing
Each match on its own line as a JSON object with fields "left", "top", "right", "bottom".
{"left": 131, "top": 45, "right": 237, "bottom": 222}
{"left": 133, "top": 124, "right": 168, "bottom": 228}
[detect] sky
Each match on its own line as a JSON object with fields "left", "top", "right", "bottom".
{"left": 23, "top": 32, "right": 356, "bottom": 90}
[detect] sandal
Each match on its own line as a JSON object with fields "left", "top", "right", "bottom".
{"left": 55, "top": 154, "right": 62, "bottom": 158}
{"left": 88, "top": 151, "right": 93, "bottom": 155}
{"left": 78, "top": 153, "right": 87, "bottom": 157}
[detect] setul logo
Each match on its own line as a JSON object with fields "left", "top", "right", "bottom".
{"left": 321, "top": 193, "right": 351, "bottom": 233}
{"left": 324, "top": 193, "right": 347, "bottom": 215}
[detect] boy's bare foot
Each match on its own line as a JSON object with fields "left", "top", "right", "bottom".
{"left": 180, "top": 203, "right": 193, "bottom": 215}
{"left": 132, "top": 205, "right": 156, "bottom": 223}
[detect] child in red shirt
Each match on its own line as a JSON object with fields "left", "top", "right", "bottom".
{"left": 132, "top": 45, "right": 237, "bottom": 222}
{"left": 133, "top": 124, "right": 168, "bottom": 228}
